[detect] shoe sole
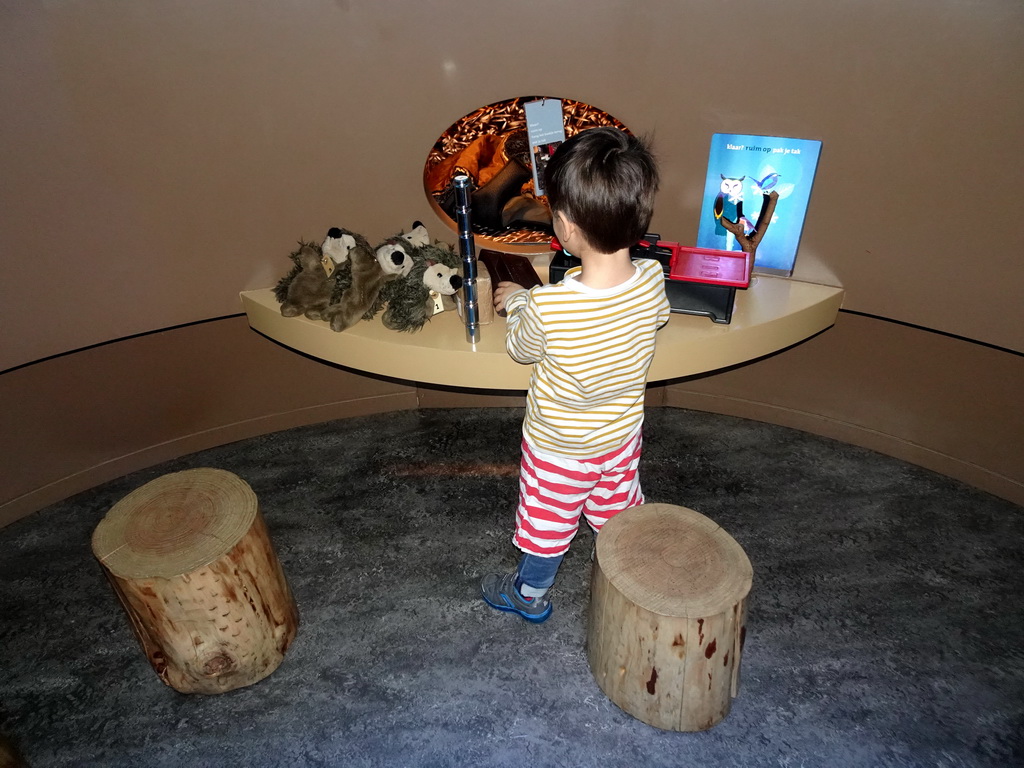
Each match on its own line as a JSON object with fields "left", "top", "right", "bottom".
{"left": 482, "top": 593, "right": 552, "bottom": 623}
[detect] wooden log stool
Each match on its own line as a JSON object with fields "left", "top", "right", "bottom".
{"left": 92, "top": 468, "right": 299, "bottom": 694}
{"left": 587, "top": 503, "right": 752, "bottom": 731}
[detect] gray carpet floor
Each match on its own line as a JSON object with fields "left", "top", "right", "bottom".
{"left": 1, "top": 407, "right": 1022, "bottom": 768}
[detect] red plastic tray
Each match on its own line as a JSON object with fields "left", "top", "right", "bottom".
{"left": 666, "top": 245, "right": 751, "bottom": 288}
{"left": 555, "top": 237, "right": 752, "bottom": 290}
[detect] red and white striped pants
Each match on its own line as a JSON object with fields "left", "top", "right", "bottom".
{"left": 513, "top": 429, "right": 645, "bottom": 557}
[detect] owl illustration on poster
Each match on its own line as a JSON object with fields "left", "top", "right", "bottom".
{"left": 697, "top": 134, "right": 822, "bottom": 276}
{"left": 713, "top": 175, "right": 750, "bottom": 251}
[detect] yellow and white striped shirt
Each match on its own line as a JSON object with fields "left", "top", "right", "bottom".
{"left": 504, "top": 258, "right": 671, "bottom": 458}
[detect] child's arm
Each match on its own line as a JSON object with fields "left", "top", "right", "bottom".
{"left": 502, "top": 286, "right": 546, "bottom": 364}
{"left": 648, "top": 260, "right": 672, "bottom": 329}
{"left": 656, "top": 292, "right": 671, "bottom": 329}
{"left": 493, "top": 281, "right": 526, "bottom": 314}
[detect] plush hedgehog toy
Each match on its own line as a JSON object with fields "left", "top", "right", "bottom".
{"left": 274, "top": 241, "right": 334, "bottom": 320}
{"left": 275, "top": 227, "right": 369, "bottom": 320}
{"left": 373, "top": 221, "right": 429, "bottom": 278}
{"left": 324, "top": 221, "right": 430, "bottom": 332}
{"left": 378, "top": 241, "right": 464, "bottom": 333}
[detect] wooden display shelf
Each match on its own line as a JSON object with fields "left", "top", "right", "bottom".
{"left": 240, "top": 275, "right": 843, "bottom": 390}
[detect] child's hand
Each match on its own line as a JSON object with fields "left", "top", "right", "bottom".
{"left": 493, "top": 281, "right": 526, "bottom": 314}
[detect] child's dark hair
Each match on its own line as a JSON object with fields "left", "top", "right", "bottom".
{"left": 544, "top": 127, "right": 658, "bottom": 254}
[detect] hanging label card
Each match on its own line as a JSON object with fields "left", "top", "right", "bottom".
{"left": 320, "top": 253, "right": 336, "bottom": 278}
{"left": 524, "top": 99, "right": 566, "bottom": 197}
{"left": 430, "top": 290, "right": 445, "bottom": 315}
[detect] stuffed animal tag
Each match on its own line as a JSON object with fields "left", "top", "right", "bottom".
{"left": 320, "top": 253, "right": 336, "bottom": 278}
{"left": 430, "top": 290, "right": 445, "bottom": 315}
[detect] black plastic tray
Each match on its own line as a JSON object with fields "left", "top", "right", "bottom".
{"left": 548, "top": 251, "right": 737, "bottom": 324}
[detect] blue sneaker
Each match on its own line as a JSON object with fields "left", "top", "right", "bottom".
{"left": 480, "top": 571, "right": 552, "bottom": 623}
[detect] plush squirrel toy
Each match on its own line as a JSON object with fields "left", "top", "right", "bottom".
{"left": 324, "top": 221, "right": 429, "bottom": 332}
{"left": 378, "top": 241, "right": 463, "bottom": 332}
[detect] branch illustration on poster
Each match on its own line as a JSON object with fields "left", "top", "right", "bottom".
{"left": 696, "top": 133, "right": 822, "bottom": 276}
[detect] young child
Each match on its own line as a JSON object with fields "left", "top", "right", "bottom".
{"left": 481, "top": 127, "right": 671, "bottom": 623}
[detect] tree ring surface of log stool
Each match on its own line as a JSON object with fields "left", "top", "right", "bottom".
{"left": 587, "top": 503, "right": 752, "bottom": 731}
{"left": 92, "top": 468, "right": 299, "bottom": 694}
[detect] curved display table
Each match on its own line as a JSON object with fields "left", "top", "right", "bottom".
{"left": 240, "top": 275, "right": 843, "bottom": 389}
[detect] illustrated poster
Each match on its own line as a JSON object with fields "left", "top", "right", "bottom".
{"left": 696, "top": 133, "right": 822, "bottom": 276}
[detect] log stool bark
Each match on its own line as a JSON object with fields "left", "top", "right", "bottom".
{"left": 587, "top": 503, "right": 752, "bottom": 731}
{"left": 92, "top": 468, "right": 299, "bottom": 694}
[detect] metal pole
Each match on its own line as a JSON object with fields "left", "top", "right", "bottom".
{"left": 453, "top": 175, "right": 481, "bottom": 345}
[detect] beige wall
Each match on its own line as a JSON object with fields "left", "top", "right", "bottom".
{"left": 666, "top": 312, "right": 1024, "bottom": 504}
{"left": 3, "top": 0, "right": 1022, "bottom": 371}
{"left": 0, "top": 318, "right": 417, "bottom": 527}
{"left": 2, "top": 313, "right": 1021, "bottom": 530}
{"left": 1, "top": 2, "right": 1022, "bottom": 523}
